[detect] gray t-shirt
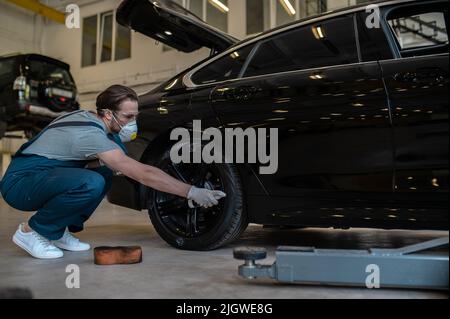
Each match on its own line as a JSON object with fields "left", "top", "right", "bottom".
{"left": 22, "top": 110, "right": 123, "bottom": 161}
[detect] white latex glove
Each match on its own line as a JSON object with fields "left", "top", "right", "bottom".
{"left": 187, "top": 186, "right": 226, "bottom": 208}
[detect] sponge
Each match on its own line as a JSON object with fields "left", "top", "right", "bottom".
{"left": 94, "top": 246, "right": 143, "bottom": 265}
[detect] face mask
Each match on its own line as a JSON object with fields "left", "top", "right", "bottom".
{"left": 112, "top": 113, "right": 138, "bottom": 143}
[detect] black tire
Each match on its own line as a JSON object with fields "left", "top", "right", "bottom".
{"left": 145, "top": 144, "right": 248, "bottom": 251}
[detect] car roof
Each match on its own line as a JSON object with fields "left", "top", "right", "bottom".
{"left": 148, "top": 0, "right": 425, "bottom": 93}
{"left": 230, "top": 0, "right": 416, "bottom": 49}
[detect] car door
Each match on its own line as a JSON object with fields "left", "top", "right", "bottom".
{"left": 380, "top": 1, "right": 449, "bottom": 212}
{"left": 116, "top": 0, "right": 237, "bottom": 53}
{"left": 205, "top": 14, "right": 395, "bottom": 215}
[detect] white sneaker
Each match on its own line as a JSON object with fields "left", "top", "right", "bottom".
{"left": 12, "top": 224, "right": 64, "bottom": 259}
{"left": 53, "top": 230, "right": 91, "bottom": 252}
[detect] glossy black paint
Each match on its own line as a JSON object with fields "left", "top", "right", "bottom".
{"left": 116, "top": 0, "right": 237, "bottom": 53}
{"left": 381, "top": 54, "right": 449, "bottom": 201}
{"left": 108, "top": 0, "right": 449, "bottom": 231}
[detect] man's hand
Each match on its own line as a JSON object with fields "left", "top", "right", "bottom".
{"left": 187, "top": 186, "right": 226, "bottom": 208}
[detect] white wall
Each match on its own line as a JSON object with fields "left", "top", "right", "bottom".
{"left": 41, "top": 0, "right": 212, "bottom": 109}
{"left": 0, "top": 1, "right": 46, "bottom": 56}
{"left": 1, "top": 0, "right": 362, "bottom": 110}
{"left": 0, "top": 2, "right": 44, "bottom": 162}
{"left": 327, "top": 0, "right": 354, "bottom": 11}
{"left": 1, "top": 0, "right": 359, "bottom": 109}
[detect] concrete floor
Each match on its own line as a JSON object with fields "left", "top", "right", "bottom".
{"left": 0, "top": 198, "right": 448, "bottom": 299}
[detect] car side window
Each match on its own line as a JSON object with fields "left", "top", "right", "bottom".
{"left": 386, "top": 3, "right": 449, "bottom": 57}
{"left": 191, "top": 45, "right": 255, "bottom": 85}
{"left": 356, "top": 12, "right": 393, "bottom": 62}
{"left": 243, "top": 15, "right": 359, "bottom": 78}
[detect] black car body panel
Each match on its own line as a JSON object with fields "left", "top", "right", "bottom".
{"left": 116, "top": 0, "right": 238, "bottom": 53}
{"left": 0, "top": 54, "right": 79, "bottom": 137}
{"left": 108, "top": 0, "right": 449, "bottom": 232}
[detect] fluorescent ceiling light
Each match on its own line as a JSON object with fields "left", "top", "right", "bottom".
{"left": 309, "top": 74, "right": 323, "bottom": 80}
{"left": 208, "top": 0, "right": 229, "bottom": 13}
{"left": 279, "top": 0, "right": 296, "bottom": 16}
{"left": 165, "top": 79, "right": 178, "bottom": 90}
{"left": 312, "top": 26, "right": 326, "bottom": 39}
{"left": 230, "top": 51, "right": 240, "bottom": 59}
{"left": 273, "top": 110, "right": 289, "bottom": 113}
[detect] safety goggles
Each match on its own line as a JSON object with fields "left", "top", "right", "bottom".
{"left": 114, "top": 111, "right": 140, "bottom": 121}
{"left": 103, "top": 109, "right": 140, "bottom": 121}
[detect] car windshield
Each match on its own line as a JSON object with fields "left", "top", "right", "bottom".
{"left": 27, "top": 59, "right": 74, "bottom": 86}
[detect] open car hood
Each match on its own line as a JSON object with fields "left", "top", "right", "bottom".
{"left": 116, "top": 0, "right": 239, "bottom": 53}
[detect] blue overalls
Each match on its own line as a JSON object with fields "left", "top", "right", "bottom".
{"left": 0, "top": 112, "right": 127, "bottom": 240}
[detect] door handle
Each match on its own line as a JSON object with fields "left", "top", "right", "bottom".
{"left": 393, "top": 68, "right": 447, "bottom": 85}
{"left": 234, "top": 86, "right": 258, "bottom": 101}
{"left": 213, "top": 86, "right": 259, "bottom": 102}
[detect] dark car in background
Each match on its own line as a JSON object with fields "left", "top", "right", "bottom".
{"left": 109, "top": 0, "right": 449, "bottom": 251}
{"left": 0, "top": 54, "right": 79, "bottom": 139}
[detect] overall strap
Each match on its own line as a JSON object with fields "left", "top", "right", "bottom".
{"left": 51, "top": 110, "right": 85, "bottom": 124}
{"left": 107, "top": 133, "right": 129, "bottom": 155}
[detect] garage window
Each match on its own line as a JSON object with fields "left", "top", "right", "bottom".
{"left": 243, "top": 15, "right": 359, "bottom": 77}
{"left": 100, "top": 12, "right": 113, "bottom": 63}
{"left": 276, "top": 0, "right": 297, "bottom": 27}
{"left": 305, "top": 0, "right": 327, "bottom": 17}
{"left": 246, "top": 0, "right": 271, "bottom": 35}
{"left": 81, "top": 15, "right": 97, "bottom": 67}
{"left": 115, "top": 23, "right": 132, "bottom": 61}
{"left": 207, "top": 0, "right": 229, "bottom": 33}
{"left": 82, "top": 11, "right": 131, "bottom": 67}
{"left": 163, "top": 0, "right": 229, "bottom": 52}
{"left": 168, "top": 0, "right": 229, "bottom": 32}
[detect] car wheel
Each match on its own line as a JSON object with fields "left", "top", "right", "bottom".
{"left": 145, "top": 145, "right": 248, "bottom": 251}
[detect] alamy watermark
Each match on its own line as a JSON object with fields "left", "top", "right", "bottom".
{"left": 65, "top": 264, "right": 80, "bottom": 289}
{"left": 366, "top": 264, "right": 381, "bottom": 289}
{"left": 64, "top": 4, "right": 382, "bottom": 30}
{"left": 366, "top": 4, "right": 381, "bottom": 29}
{"left": 170, "top": 120, "right": 279, "bottom": 175}
{"left": 65, "top": 4, "right": 80, "bottom": 29}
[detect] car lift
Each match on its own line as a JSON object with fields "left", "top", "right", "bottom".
{"left": 233, "top": 236, "right": 449, "bottom": 290}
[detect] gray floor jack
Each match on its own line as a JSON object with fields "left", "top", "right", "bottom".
{"left": 233, "top": 236, "right": 449, "bottom": 290}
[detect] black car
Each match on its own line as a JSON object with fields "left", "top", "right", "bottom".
{"left": 109, "top": 0, "right": 449, "bottom": 250}
{"left": 0, "top": 54, "right": 79, "bottom": 139}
